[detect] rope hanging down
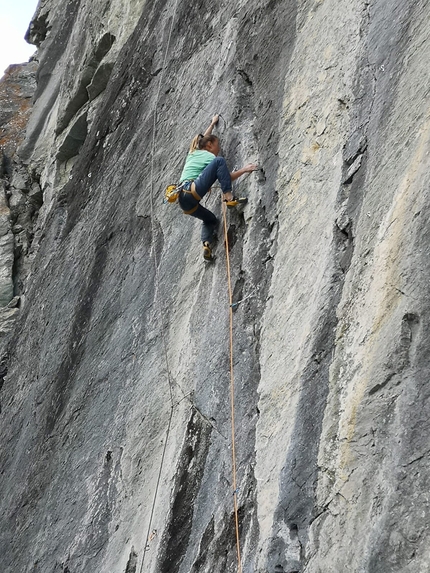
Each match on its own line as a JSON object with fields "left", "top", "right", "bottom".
{"left": 139, "top": 1, "right": 243, "bottom": 570}
{"left": 222, "top": 200, "right": 243, "bottom": 573}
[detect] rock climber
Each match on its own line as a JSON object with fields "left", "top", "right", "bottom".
{"left": 178, "top": 115, "right": 258, "bottom": 261}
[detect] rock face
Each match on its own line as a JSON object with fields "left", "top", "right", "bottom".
{"left": 0, "top": 1, "right": 429, "bottom": 572}
{"left": 0, "top": 63, "right": 37, "bottom": 161}
{"left": 0, "top": 62, "right": 38, "bottom": 317}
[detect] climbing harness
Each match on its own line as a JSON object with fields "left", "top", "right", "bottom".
{"left": 164, "top": 180, "right": 202, "bottom": 214}
{"left": 182, "top": 181, "right": 201, "bottom": 201}
{"left": 163, "top": 180, "right": 200, "bottom": 204}
{"left": 222, "top": 199, "right": 243, "bottom": 573}
{"left": 179, "top": 180, "right": 202, "bottom": 214}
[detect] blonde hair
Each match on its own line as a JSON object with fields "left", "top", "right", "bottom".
{"left": 189, "top": 134, "right": 202, "bottom": 153}
{"left": 189, "top": 134, "right": 218, "bottom": 153}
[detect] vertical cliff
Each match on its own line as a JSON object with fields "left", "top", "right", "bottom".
{"left": 0, "top": 0, "right": 429, "bottom": 572}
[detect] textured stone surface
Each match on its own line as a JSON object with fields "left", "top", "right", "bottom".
{"left": 0, "top": 62, "right": 37, "bottom": 162}
{"left": 0, "top": 0, "right": 429, "bottom": 572}
{"left": 0, "top": 200, "right": 14, "bottom": 305}
{"left": 0, "top": 62, "right": 38, "bottom": 311}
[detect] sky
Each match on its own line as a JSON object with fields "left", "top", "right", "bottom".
{"left": 0, "top": 0, "right": 39, "bottom": 78}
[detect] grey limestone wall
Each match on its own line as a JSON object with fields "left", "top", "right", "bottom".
{"left": 0, "top": 0, "right": 429, "bottom": 572}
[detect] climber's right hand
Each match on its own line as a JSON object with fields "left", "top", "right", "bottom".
{"left": 243, "top": 163, "right": 259, "bottom": 173}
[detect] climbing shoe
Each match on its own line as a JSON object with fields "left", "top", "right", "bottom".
{"left": 224, "top": 196, "right": 248, "bottom": 209}
{"left": 203, "top": 242, "right": 214, "bottom": 262}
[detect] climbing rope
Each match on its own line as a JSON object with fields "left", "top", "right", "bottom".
{"left": 137, "top": 2, "right": 246, "bottom": 570}
{"left": 221, "top": 200, "right": 243, "bottom": 573}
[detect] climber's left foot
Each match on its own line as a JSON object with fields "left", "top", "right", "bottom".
{"left": 203, "top": 242, "right": 214, "bottom": 261}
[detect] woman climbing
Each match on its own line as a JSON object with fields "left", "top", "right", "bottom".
{"left": 178, "top": 115, "right": 258, "bottom": 261}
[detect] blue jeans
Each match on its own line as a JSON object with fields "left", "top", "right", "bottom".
{"left": 194, "top": 156, "right": 232, "bottom": 198}
{"left": 178, "top": 193, "right": 219, "bottom": 243}
{"left": 179, "top": 156, "right": 231, "bottom": 243}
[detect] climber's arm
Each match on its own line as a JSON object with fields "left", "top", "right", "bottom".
{"left": 230, "top": 163, "right": 258, "bottom": 181}
{"left": 203, "top": 115, "right": 220, "bottom": 136}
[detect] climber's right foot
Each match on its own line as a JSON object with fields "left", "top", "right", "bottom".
{"left": 225, "top": 196, "right": 248, "bottom": 208}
